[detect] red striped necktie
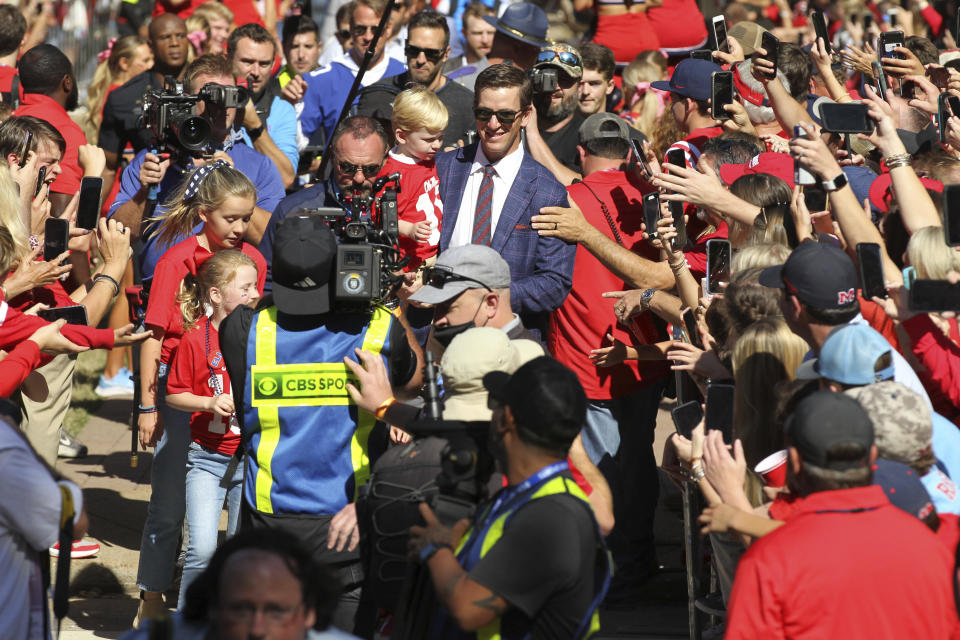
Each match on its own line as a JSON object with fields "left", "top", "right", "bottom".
{"left": 472, "top": 164, "right": 496, "bottom": 245}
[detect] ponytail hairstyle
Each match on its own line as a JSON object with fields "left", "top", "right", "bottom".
{"left": 177, "top": 249, "right": 258, "bottom": 330}
{"left": 84, "top": 35, "right": 149, "bottom": 138}
{"left": 152, "top": 162, "right": 256, "bottom": 250}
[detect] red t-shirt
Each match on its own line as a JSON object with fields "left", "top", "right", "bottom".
{"left": 645, "top": 0, "right": 708, "bottom": 51}
{"left": 7, "top": 278, "right": 75, "bottom": 313}
{"left": 166, "top": 316, "right": 241, "bottom": 454}
{"left": 14, "top": 93, "right": 87, "bottom": 195}
{"left": 0, "top": 65, "right": 16, "bottom": 96}
{"left": 666, "top": 126, "right": 724, "bottom": 168}
{"left": 145, "top": 235, "right": 267, "bottom": 364}
{"left": 548, "top": 170, "right": 668, "bottom": 400}
{"left": 0, "top": 299, "right": 114, "bottom": 369}
{"left": 379, "top": 150, "right": 443, "bottom": 271}
{"left": 682, "top": 221, "right": 729, "bottom": 281}
{"left": 221, "top": 0, "right": 266, "bottom": 26}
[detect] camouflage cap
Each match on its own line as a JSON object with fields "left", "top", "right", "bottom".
{"left": 845, "top": 381, "right": 933, "bottom": 467}
{"left": 534, "top": 43, "right": 583, "bottom": 79}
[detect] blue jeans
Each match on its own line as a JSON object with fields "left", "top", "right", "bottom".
{"left": 136, "top": 367, "right": 191, "bottom": 593}
{"left": 582, "top": 382, "right": 665, "bottom": 580}
{"left": 178, "top": 441, "right": 244, "bottom": 605}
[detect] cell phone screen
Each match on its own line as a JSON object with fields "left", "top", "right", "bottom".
{"left": 38, "top": 305, "right": 88, "bottom": 326}
{"left": 77, "top": 177, "right": 103, "bottom": 230}
{"left": 803, "top": 185, "right": 828, "bottom": 212}
{"left": 665, "top": 148, "right": 686, "bottom": 170}
{"left": 711, "top": 71, "right": 734, "bottom": 121}
{"left": 879, "top": 31, "right": 904, "bottom": 60}
{"left": 820, "top": 103, "right": 874, "bottom": 134}
{"left": 629, "top": 137, "right": 652, "bottom": 178}
{"left": 928, "top": 67, "right": 950, "bottom": 90}
{"left": 682, "top": 309, "right": 701, "bottom": 349}
{"left": 813, "top": 11, "right": 831, "bottom": 54}
{"left": 712, "top": 16, "right": 728, "bottom": 53}
{"left": 706, "top": 238, "right": 731, "bottom": 295}
{"left": 910, "top": 279, "right": 960, "bottom": 312}
{"left": 43, "top": 217, "right": 69, "bottom": 262}
{"left": 706, "top": 382, "right": 735, "bottom": 442}
{"left": 690, "top": 49, "right": 713, "bottom": 61}
{"left": 944, "top": 185, "right": 960, "bottom": 247}
{"left": 862, "top": 13, "right": 873, "bottom": 31}
{"left": 643, "top": 193, "right": 660, "bottom": 239}
{"left": 856, "top": 242, "right": 887, "bottom": 300}
{"left": 760, "top": 31, "right": 779, "bottom": 75}
{"left": 671, "top": 400, "right": 703, "bottom": 440}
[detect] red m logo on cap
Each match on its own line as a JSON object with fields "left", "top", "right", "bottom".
{"left": 837, "top": 288, "right": 856, "bottom": 305}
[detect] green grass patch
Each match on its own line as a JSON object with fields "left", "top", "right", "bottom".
{"left": 65, "top": 349, "right": 107, "bottom": 437}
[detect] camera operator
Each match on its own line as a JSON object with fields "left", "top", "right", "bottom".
{"left": 109, "top": 54, "right": 285, "bottom": 281}
{"left": 227, "top": 23, "right": 299, "bottom": 189}
{"left": 99, "top": 14, "right": 189, "bottom": 199}
{"left": 219, "top": 215, "right": 423, "bottom": 632}
{"left": 258, "top": 115, "right": 388, "bottom": 281}
{"left": 524, "top": 44, "right": 586, "bottom": 186}
{"left": 408, "top": 357, "right": 610, "bottom": 638}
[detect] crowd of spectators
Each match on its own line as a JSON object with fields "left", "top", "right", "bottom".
{"left": 4, "top": 0, "right": 960, "bottom": 636}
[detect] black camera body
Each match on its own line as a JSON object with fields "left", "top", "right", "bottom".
{"left": 528, "top": 66, "right": 558, "bottom": 94}
{"left": 299, "top": 173, "right": 405, "bottom": 312}
{"left": 141, "top": 79, "right": 249, "bottom": 160}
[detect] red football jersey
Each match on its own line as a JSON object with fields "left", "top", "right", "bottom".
{"left": 166, "top": 317, "right": 241, "bottom": 455}
{"left": 380, "top": 150, "right": 443, "bottom": 271}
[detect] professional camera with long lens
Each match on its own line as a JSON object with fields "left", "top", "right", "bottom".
{"left": 141, "top": 79, "right": 249, "bottom": 160}
{"left": 297, "top": 173, "right": 406, "bottom": 312}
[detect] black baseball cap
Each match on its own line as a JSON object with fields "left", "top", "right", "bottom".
{"left": 759, "top": 241, "right": 859, "bottom": 310}
{"left": 271, "top": 215, "right": 336, "bottom": 315}
{"left": 483, "top": 356, "right": 586, "bottom": 455}
{"left": 786, "top": 391, "right": 874, "bottom": 470}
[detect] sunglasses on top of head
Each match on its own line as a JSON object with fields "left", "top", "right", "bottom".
{"left": 536, "top": 50, "right": 582, "bottom": 68}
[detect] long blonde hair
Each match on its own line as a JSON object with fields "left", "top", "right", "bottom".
{"left": 152, "top": 163, "right": 256, "bottom": 250}
{"left": 177, "top": 250, "right": 258, "bottom": 330}
{"left": 907, "top": 225, "right": 960, "bottom": 279}
{"left": 621, "top": 50, "right": 667, "bottom": 139}
{"left": 84, "top": 36, "right": 149, "bottom": 139}
{"left": 0, "top": 161, "right": 29, "bottom": 261}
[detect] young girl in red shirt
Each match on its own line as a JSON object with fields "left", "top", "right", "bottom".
{"left": 164, "top": 249, "right": 260, "bottom": 605}
{"left": 134, "top": 160, "right": 267, "bottom": 619}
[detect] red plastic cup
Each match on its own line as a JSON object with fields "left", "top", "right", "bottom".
{"left": 755, "top": 449, "right": 788, "bottom": 487}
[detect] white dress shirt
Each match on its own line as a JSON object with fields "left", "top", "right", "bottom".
{"left": 448, "top": 143, "right": 525, "bottom": 248}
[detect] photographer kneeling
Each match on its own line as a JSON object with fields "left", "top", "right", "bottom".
{"left": 408, "top": 357, "right": 611, "bottom": 638}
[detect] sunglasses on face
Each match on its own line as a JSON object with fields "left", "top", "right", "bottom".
{"left": 423, "top": 266, "right": 492, "bottom": 292}
{"left": 338, "top": 160, "right": 381, "bottom": 177}
{"left": 350, "top": 24, "right": 377, "bottom": 37}
{"left": 474, "top": 107, "right": 522, "bottom": 124}
{"left": 405, "top": 43, "right": 445, "bottom": 62}
{"left": 536, "top": 50, "right": 582, "bottom": 68}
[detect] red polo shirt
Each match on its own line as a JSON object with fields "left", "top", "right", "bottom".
{"left": 726, "top": 485, "right": 959, "bottom": 639}
{"left": 14, "top": 93, "right": 86, "bottom": 195}
{"left": 548, "top": 169, "right": 668, "bottom": 400}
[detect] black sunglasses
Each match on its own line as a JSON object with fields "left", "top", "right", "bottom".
{"left": 536, "top": 50, "right": 581, "bottom": 68}
{"left": 474, "top": 107, "right": 522, "bottom": 124}
{"left": 405, "top": 43, "right": 445, "bottom": 62}
{"left": 423, "top": 266, "right": 492, "bottom": 292}
{"left": 338, "top": 160, "right": 381, "bottom": 177}
{"left": 350, "top": 24, "right": 376, "bottom": 36}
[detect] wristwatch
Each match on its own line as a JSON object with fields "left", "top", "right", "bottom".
{"left": 418, "top": 541, "right": 453, "bottom": 562}
{"left": 640, "top": 288, "right": 657, "bottom": 311}
{"left": 822, "top": 173, "right": 848, "bottom": 192}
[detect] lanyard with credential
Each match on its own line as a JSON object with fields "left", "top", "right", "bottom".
{"left": 458, "top": 460, "right": 569, "bottom": 569}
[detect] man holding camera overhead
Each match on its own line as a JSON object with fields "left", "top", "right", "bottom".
{"left": 109, "top": 54, "right": 285, "bottom": 281}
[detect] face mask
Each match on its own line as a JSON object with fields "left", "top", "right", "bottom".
{"left": 432, "top": 320, "right": 475, "bottom": 348}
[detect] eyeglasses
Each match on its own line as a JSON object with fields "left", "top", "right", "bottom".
{"left": 405, "top": 43, "right": 445, "bottom": 62}
{"left": 423, "top": 266, "right": 491, "bottom": 292}
{"left": 337, "top": 29, "right": 351, "bottom": 40}
{"left": 338, "top": 160, "right": 382, "bottom": 177}
{"left": 350, "top": 24, "right": 377, "bottom": 37}
{"left": 536, "top": 50, "right": 582, "bottom": 68}
{"left": 474, "top": 108, "right": 522, "bottom": 124}
{"left": 220, "top": 602, "right": 302, "bottom": 625}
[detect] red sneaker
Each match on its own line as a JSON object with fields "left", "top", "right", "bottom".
{"left": 49, "top": 539, "right": 100, "bottom": 558}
